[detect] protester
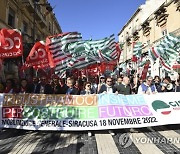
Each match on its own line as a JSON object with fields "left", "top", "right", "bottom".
{"left": 74, "top": 80, "right": 81, "bottom": 95}
{"left": 27, "top": 77, "right": 39, "bottom": 93}
{"left": 97, "top": 75, "right": 106, "bottom": 93}
{"left": 3, "top": 79, "right": 15, "bottom": 93}
{"left": 35, "top": 76, "right": 53, "bottom": 94}
{"left": 154, "top": 76, "right": 162, "bottom": 92}
{"left": 138, "top": 76, "right": 157, "bottom": 94}
{"left": 115, "top": 76, "right": 131, "bottom": 95}
{"left": 130, "top": 77, "right": 138, "bottom": 94}
{"left": 98, "top": 77, "right": 115, "bottom": 135}
{"left": 80, "top": 82, "right": 94, "bottom": 95}
{"left": 114, "top": 76, "right": 123, "bottom": 88}
{"left": 175, "top": 79, "right": 180, "bottom": 92}
{"left": 19, "top": 78, "right": 29, "bottom": 93}
{"left": 80, "top": 81, "right": 94, "bottom": 136}
{"left": 66, "top": 78, "right": 79, "bottom": 95}
{"left": 98, "top": 77, "right": 116, "bottom": 94}
{"left": 161, "top": 76, "right": 174, "bottom": 92}
{"left": 0, "top": 80, "right": 4, "bottom": 93}
{"left": 51, "top": 75, "right": 63, "bottom": 94}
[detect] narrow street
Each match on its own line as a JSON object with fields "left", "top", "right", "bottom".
{"left": 0, "top": 125, "right": 179, "bottom": 154}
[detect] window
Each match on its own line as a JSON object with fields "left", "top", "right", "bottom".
{"left": 22, "top": 21, "right": 28, "bottom": 33}
{"left": 162, "top": 29, "right": 167, "bottom": 36}
{"left": 49, "top": 22, "right": 51, "bottom": 32}
{"left": 8, "top": 7, "right": 15, "bottom": 28}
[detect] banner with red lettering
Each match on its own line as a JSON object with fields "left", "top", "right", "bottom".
{"left": 0, "top": 93, "right": 180, "bottom": 131}
{"left": 0, "top": 29, "right": 23, "bottom": 58}
{"left": 22, "top": 41, "right": 52, "bottom": 70}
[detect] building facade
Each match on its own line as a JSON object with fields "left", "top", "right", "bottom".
{"left": 0, "top": 0, "right": 62, "bottom": 80}
{"left": 118, "top": 0, "right": 180, "bottom": 77}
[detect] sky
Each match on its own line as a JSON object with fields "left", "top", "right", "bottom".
{"left": 49, "top": 0, "right": 146, "bottom": 41}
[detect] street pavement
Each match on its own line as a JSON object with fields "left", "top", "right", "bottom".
{"left": 0, "top": 125, "right": 179, "bottom": 154}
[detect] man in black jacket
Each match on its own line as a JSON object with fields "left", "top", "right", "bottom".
{"left": 114, "top": 76, "right": 131, "bottom": 95}
{"left": 98, "top": 77, "right": 116, "bottom": 94}
{"left": 35, "top": 76, "right": 53, "bottom": 94}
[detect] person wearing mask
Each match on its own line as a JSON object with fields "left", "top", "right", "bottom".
{"left": 35, "top": 76, "right": 53, "bottom": 94}
{"left": 115, "top": 76, "right": 131, "bottom": 95}
{"left": 138, "top": 76, "right": 157, "bottom": 94}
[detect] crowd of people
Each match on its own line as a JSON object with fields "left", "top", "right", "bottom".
{"left": 0, "top": 73, "right": 179, "bottom": 136}
{"left": 0, "top": 73, "right": 179, "bottom": 94}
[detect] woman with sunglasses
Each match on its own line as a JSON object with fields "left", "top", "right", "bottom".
{"left": 80, "top": 82, "right": 94, "bottom": 95}
{"left": 80, "top": 82, "right": 94, "bottom": 136}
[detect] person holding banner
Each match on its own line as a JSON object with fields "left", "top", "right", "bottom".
{"left": 51, "top": 75, "right": 63, "bottom": 94}
{"left": 138, "top": 76, "right": 157, "bottom": 95}
{"left": 27, "top": 77, "right": 39, "bottom": 93}
{"left": 19, "top": 79, "right": 29, "bottom": 93}
{"left": 98, "top": 77, "right": 116, "bottom": 135}
{"left": 80, "top": 81, "right": 95, "bottom": 136}
{"left": 3, "top": 79, "right": 15, "bottom": 93}
{"left": 80, "top": 82, "right": 94, "bottom": 95}
{"left": 35, "top": 76, "right": 53, "bottom": 94}
{"left": 114, "top": 76, "right": 131, "bottom": 95}
{"left": 66, "top": 78, "right": 79, "bottom": 95}
{"left": 97, "top": 75, "right": 106, "bottom": 93}
{"left": 98, "top": 77, "right": 116, "bottom": 94}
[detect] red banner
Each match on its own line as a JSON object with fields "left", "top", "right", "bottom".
{"left": 22, "top": 41, "right": 51, "bottom": 70}
{"left": 0, "top": 29, "right": 23, "bottom": 58}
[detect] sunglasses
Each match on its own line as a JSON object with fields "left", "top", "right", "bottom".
{"left": 86, "top": 85, "right": 91, "bottom": 87}
{"left": 107, "top": 81, "right": 112, "bottom": 82}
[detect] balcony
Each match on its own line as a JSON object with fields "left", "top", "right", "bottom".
{"left": 22, "top": 0, "right": 47, "bottom": 28}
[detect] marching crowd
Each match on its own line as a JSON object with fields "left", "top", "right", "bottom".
{"left": 0, "top": 73, "right": 179, "bottom": 136}
{"left": 0, "top": 74, "right": 180, "bottom": 95}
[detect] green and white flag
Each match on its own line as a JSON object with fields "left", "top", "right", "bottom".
{"left": 133, "top": 42, "right": 143, "bottom": 58}
{"left": 148, "top": 34, "right": 180, "bottom": 71}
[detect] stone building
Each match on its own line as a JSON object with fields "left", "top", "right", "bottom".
{"left": 118, "top": 0, "right": 180, "bottom": 77}
{"left": 0, "top": 0, "right": 62, "bottom": 80}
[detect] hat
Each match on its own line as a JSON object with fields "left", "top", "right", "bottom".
{"left": 100, "top": 75, "right": 105, "bottom": 79}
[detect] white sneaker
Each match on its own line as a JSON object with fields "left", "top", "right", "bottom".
{"left": 109, "top": 130, "right": 115, "bottom": 136}
{"left": 88, "top": 131, "right": 92, "bottom": 137}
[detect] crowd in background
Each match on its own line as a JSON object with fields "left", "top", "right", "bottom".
{"left": 0, "top": 73, "right": 180, "bottom": 95}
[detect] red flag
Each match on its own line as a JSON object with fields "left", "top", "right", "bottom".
{"left": 22, "top": 41, "right": 51, "bottom": 70}
{"left": 0, "top": 29, "right": 23, "bottom": 59}
{"left": 116, "top": 43, "right": 122, "bottom": 61}
{"left": 131, "top": 55, "right": 138, "bottom": 62}
{"left": 141, "top": 61, "right": 150, "bottom": 80}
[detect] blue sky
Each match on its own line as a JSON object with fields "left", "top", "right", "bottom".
{"left": 49, "top": 0, "right": 146, "bottom": 40}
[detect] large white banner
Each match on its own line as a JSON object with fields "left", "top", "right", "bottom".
{"left": 0, "top": 92, "right": 179, "bottom": 131}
